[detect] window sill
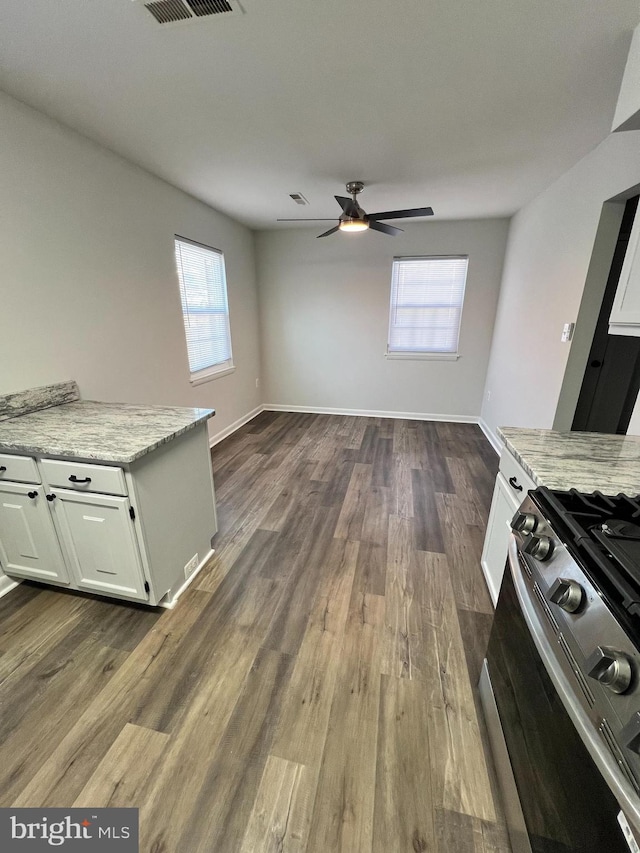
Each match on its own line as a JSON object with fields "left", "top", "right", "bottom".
{"left": 189, "top": 365, "right": 236, "bottom": 386}
{"left": 385, "top": 352, "right": 460, "bottom": 361}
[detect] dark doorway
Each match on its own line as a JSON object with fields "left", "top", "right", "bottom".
{"left": 572, "top": 195, "right": 640, "bottom": 434}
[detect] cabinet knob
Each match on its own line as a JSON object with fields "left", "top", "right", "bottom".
{"left": 0, "top": 466, "right": 6, "bottom": 473}
{"left": 27, "top": 491, "right": 38, "bottom": 500}
{"left": 46, "top": 493, "right": 56, "bottom": 502}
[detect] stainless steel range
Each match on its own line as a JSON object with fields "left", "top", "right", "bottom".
{"left": 480, "top": 486, "right": 640, "bottom": 853}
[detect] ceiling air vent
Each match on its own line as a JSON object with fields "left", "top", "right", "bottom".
{"left": 139, "top": 0, "right": 244, "bottom": 25}
{"left": 145, "top": 0, "right": 191, "bottom": 23}
{"left": 188, "top": 0, "right": 233, "bottom": 15}
{"left": 290, "top": 193, "right": 309, "bottom": 206}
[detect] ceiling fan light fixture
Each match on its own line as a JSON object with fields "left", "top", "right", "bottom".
{"left": 281, "top": 182, "right": 433, "bottom": 238}
{"left": 339, "top": 218, "right": 369, "bottom": 233}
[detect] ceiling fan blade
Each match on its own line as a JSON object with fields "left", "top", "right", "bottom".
{"left": 276, "top": 218, "right": 338, "bottom": 221}
{"left": 317, "top": 226, "right": 340, "bottom": 239}
{"left": 368, "top": 220, "right": 403, "bottom": 236}
{"left": 368, "top": 206, "right": 434, "bottom": 221}
{"left": 335, "top": 195, "right": 359, "bottom": 216}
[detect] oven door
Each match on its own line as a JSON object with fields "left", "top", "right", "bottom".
{"left": 480, "top": 541, "right": 634, "bottom": 853}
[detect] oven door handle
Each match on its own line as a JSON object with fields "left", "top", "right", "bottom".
{"left": 508, "top": 535, "right": 640, "bottom": 831}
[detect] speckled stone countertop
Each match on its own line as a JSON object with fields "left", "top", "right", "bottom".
{"left": 498, "top": 427, "right": 640, "bottom": 495}
{"left": 0, "top": 401, "right": 215, "bottom": 464}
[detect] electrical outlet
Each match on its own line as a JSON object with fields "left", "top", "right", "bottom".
{"left": 184, "top": 553, "right": 199, "bottom": 579}
{"left": 561, "top": 322, "right": 575, "bottom": 343}
{"left": 486, "top": 389, "right": 491, "bottom": 401}
{"left": 255, "top": 378, "right": 260, "bottom": 388}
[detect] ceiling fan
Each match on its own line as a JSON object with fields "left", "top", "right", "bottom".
{"left": 277, "top": 181, "right": 434, "bottom": 238}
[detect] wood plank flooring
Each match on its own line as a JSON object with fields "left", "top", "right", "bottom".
{"left": 0, "top": 412, "right": 510, "bottom": 852}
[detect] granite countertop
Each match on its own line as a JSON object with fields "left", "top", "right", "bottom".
{"left": 0, "top": 400, "right": 214, "bottom": 464}
{"left": 498, "top": 427, "right": 640, "bottom": 494}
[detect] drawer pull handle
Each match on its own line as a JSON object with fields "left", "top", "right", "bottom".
{"left": 27, "top": 491, "right": 38, "bottom": 499}
{"left": 0, "top": 466, "right": 6, "bottom": 473}
{"left": 69, "top": 475, "right": 92, "bottom": 484}
{"left": 509, "top": 476, "right": 523, "bottom": 492}
{"left": 46, "top": 493, "right": 56, "bottom": 502}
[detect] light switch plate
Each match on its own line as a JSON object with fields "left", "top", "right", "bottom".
{"left": 561, "top": 322, "right": 575, "bottom": 343}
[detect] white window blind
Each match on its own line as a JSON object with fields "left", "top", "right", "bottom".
{"left": 174, "top": 237, "right": 233, "bottom": 379}
{"left": 388, "top": 256, "right": 468, "bottom": 355}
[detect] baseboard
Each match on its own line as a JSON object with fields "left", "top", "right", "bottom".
{"left": 263, "top": 403, "right": 479, "bottom": 424}
{"left": 478, "top": 418, "right": 502, "bottom": 455}
{"left": 0, "top": 573, "right": 21, "bottom": 600}
{"left": 206, "top": 402, "right": 500, "bottom": 452}
{"left": 209, "top": 405, "right": 264, "bottom": 448}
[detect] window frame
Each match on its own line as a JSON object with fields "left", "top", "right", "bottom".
{"left": 386, "top": 254, "right": 469, "bottom": 361}
{"left": 174, "top": 235, "right": 235, "bottom": 386}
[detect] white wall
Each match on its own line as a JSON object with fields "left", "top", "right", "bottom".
{"left": 255, "top": 220, "right": 509, "bottom": 419}
{"left": 481, "top": 130, "right": 640, "bottom": 444}
{"left": 627, "top": 394, "right": 640, "bottom": 435}
{"left": 0, "top": 91, "right": 261, "bottom": 442}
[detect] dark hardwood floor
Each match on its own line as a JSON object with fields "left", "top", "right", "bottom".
{"left": 0, "top": 411, "right": 510, "bottom": 852}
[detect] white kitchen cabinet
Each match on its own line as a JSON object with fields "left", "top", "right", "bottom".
{"left": 611, "top": 24, "right": 640, "bottom": 133}
{"left": 609, "top": 205, "right": 640, "bottom": 336}
{"left": 480, "top": 446, "right": 536, "bottom": 606}
{"left": 0, "top": 421, "right": 217, "bottom": 608}
{"left": 0, "top": 482, "right": 69, "bottom": 585}
{"left": 481, "top": 474, "right": 517, "bottom": 606}
{"left": 51, "top": 490, "right": 148, "bottom": 602}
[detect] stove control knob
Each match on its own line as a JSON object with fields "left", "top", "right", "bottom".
{"left": 586, "top": 646, "right": 633, "bottom": 695}
{"left": 621, "top": 713, "right": 640, "bottom": 755}
{"left": 511, "top": 511, "right": 538, "bottom": 535}
{"left": 522, "top": 534, "right": 554, "bottom": 562}
{"left": 549, "top": 578, "right": 584, "bottom": 613}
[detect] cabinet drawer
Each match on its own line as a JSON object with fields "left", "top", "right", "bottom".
{"left": 0, "top": 453, "right": 40, "bottom": 485}
{"left": 499, "top": 447, "right": 536, "bottom": 505}
{"left": 41, "top": 459, "right": 128, "bottom": 496}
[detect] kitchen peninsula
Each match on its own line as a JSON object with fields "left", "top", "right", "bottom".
{"left": 0, "top": 381, "right": 217, "bottom": 607}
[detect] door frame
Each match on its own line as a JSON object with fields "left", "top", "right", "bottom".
{"left": 554, "top": 184, "right": 640, "bottom": 431}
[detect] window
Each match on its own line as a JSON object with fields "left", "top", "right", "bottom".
{"left": 387, "top": 255, "right": 468, "bottom": 359}
{"left": 174, "top": 236, "right": 233, "bottom": 384}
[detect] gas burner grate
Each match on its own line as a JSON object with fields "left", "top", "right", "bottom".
{"left": 533, "top": 487, "right": 640, "bottom": 622}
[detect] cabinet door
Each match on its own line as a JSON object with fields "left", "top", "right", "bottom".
{"left": 480, "top": 474, "right": 518, "bottom": 607}
{"left": 51, "top": 490, "right": 149, "bottom": 601}
{"left": 0, "top": 483, "right": 69, "bottom": 584}
{"left": 610, "top": 208, "right": 640, "bottom": 332}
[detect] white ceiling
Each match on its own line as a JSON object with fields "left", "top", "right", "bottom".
{"left": 0, "top": 0, "right": 638, "bottom": 229}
